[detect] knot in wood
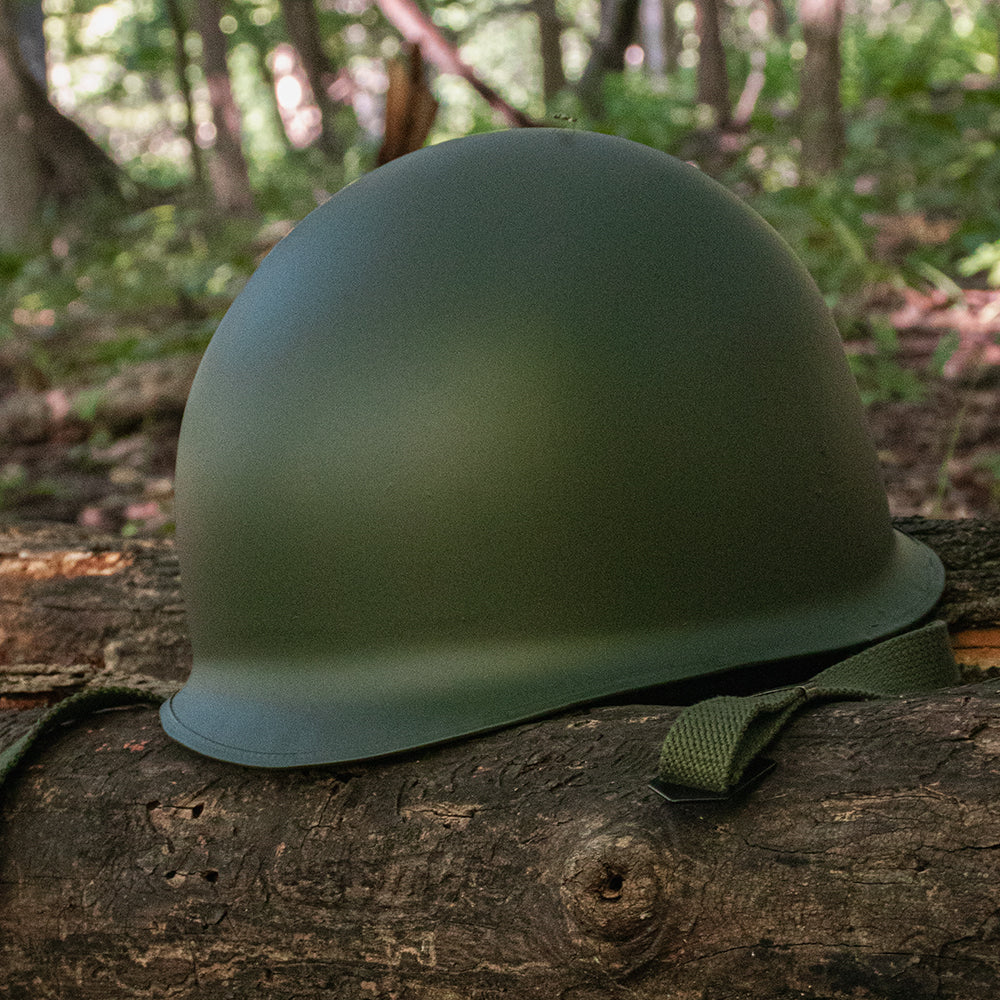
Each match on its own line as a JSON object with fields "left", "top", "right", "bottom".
{"left": 560, "top": 832, "right": 663, "bottom": 943}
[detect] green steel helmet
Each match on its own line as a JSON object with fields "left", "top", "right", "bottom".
{"left": 161, "top": 128, "right": 944, "bottom": 767}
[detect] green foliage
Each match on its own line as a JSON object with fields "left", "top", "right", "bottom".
{"left": 0, "top": 252, "right": 29, "bottom": 284}
{"left": 560, "top": 13, "right": 998, "bottom": 329}
{"left": 847, "top": 89, "right": 1000, "bottom": 231}
{"left": 958, "top": 238, "right": 1000, "bottom": 286}
{"left": 8, "top": 0, "right": 1000, "bottom": 417}
{"left": 595, "top": 72, "right": 700, "bottom": 151}
{"left": 928, "top": 331, "right": 962, "bottom": 377}
{"left": 71, "top": 386, "right": 106, "bottom": 422}
{"left": 748, "top": 181, "right": 885, "bottom": 308}
{"left": 847, "top": 321, "right": 927, "bottom": 405}
{"left": 0, "top": 464, "right": 64, "bottom": 512}
{"left": 975, "top": 452, "right": 1000, "bottom": 506}
{"left": 0, "top": 202, "right": 258, "bottom": 387}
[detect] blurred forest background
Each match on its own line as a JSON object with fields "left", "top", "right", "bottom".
{"left": 0, "top": 0, "right": 998, "bottom": 534}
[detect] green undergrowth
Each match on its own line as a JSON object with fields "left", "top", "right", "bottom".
{"left": 2, "top": 79, "right": 997, "bottom": 424}
{"left": 1, "top": 200, "right": 259, "bottom": 391}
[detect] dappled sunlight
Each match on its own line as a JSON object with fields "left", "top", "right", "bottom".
{"left": 271, "top": 43, "right": 323, "bottom": 149}
{"left": 1, "top": 0, "right": 999, "bottom": 530}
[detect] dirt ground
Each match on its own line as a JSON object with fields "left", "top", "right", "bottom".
{"left": 868, "top": 379, "right": 1000, "bottom": 519}
{"left": 860, "top": 283, "right": 1000, "bottom": 520}
{"left": 1, "top": 286, "right": 998, "bottom": 535}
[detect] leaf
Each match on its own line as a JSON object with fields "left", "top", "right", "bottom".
{"left": 958, "top": 239, "right": 1000, "bottom": 288}
{"left": 914, "top": 260, "right": 963, "bottom": 303}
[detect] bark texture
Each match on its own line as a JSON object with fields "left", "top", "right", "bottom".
{"left": 0, "top": 522, "right": 191, "bottom": 706}
{"left": 374, "top": 0, "right": 537, "bottom": 128}
{"left": 0, "top": 22, "right": 40, "bottom": 251}
{"left": 1, "top": 518, "right": 1000, "bottom": 998}
{"left": 660, "top": 0, "right": 681, "bottom": 74}
{"left": 375, "top": 44, "right": 438, "bottom": 167}
{"left": 798, "top": 0, "right": 846, "bottom": 175}
{"left": 164, "top": 0, "right": 205, "bottom": 191}
{"left": 194, "top": 0, "right": 256, "bottom": 214}
{"left": 578, "top": 0, "right": 641, "bottom": 114}
{"left": 0, "top": 0, "right": 125, "bottom": 231}
{"left": 2, "top": 683, "right": 1000, "bottom": 999}
{"left": 278, "top": 0, "right": 346, "bottom": 158}
{"left": 533, "top": 0, "right": 567, "bottom": 101}
{"left": 694, "top": 0, "right": 730, "bottom": 126}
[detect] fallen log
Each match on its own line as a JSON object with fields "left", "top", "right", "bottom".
{"left": 0, "top": 520, "right": 190, "bottom": 707}
{"left": 1, "top": 518, "right": 997, "bottom": 702}
{"left": 1, "top": 518, "right": 999, "bottom": 998}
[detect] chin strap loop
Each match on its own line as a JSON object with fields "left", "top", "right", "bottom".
{"left": 0, "top": 687, "right": 160, "bottom": 791}
{"left": 2, "top": 625, "right": 960, "bottom": 800}
{"left": 652, "top": 620, "right": 959, "bottom": 800}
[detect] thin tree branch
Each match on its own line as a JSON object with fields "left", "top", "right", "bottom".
{"left": 373, "top": 0, "right": 538, "bottom": 128}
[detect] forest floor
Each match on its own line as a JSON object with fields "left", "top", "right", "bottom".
{"left": 1, "top": 283, "right": 998, "bottom": 536}
{"left": 856, "top": 283, "right": 1000, "bottom": 520}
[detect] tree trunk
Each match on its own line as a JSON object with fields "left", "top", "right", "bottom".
{"left": 374, "top": 0, "right": 536, "bottom": 127}
{"left": 0, "top": 25, "right": 41, "bottom": 251}
{"left": 0, "top": 523, "right": 192, "bottom": 705}
{"left": 577, "top": 0, "right": 641, "bottom": 114}
{"left": 16, "top": 62, "right": 126, "bottom": 200}
{"left": 638, "top": 0, "right": 665, "bottom": 78}
{"left": 194, "top": 0, "right": 256, "bottom": 214}
{"left": 277, "top": 0, "right": 345, "bottom": 159}
{"left": 694, "top": 0, "right": 730, "bottom": 126}
{"left": 0, "top": 0, "right": 125, "bottom": 247}
{"left": 376, "top": 43, "right": 438, "bottom": 166}
{"left": 3, "top": 677, "right": 1000, "bottom": 999}
{"left": 2, "top": 518, "right": 1000, "bottom": 996}
{"left": 661, "top": 0, "right": 680, "bottom": 74}
{"left": 798, "top": 0, "right": 845, "bottom": 176}
{"left": 163, "top": 0, "right": 205, "bottom": 192}
{"left": 9, "top": 0, "right": 44, "bottom": 85}
{"left": 533, "top": 0, "right": 567, "bottom": 101}
{"left": 765, "top": 0, "right": 788, "bottom": 37}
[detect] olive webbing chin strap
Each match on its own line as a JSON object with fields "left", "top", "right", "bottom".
{"left": 0, "top": 624, "right": 958, "bottom": 799}
{"left": 0, "top": 687, "right": 160, "bottom": 792}
{"left": 652, "top": 620, "right": 959, "bottom": 801}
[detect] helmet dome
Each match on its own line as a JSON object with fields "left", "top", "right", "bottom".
{"left": 162, "top": 129, "right": 943, "bottom": 767}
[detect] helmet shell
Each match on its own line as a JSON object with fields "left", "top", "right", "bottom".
{"left": 162, "top": 129, "right": 943, "bottom": 766}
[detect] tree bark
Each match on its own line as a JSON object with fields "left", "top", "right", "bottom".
{"left": 194, "top": 0, "right": 256, "bottom": 214}
{"left": 533, "top": 0, "right": 567, "bottom": 101}
{"left": 0, "top": 0, "right": 125, "bottom": 248}
{"left": 0, "top": 523, "right": 191, "bottom": 706}
{"left": 277, "top": 0, "right": 346, "bottom": 158}
{"left": 798, "top": 0, "right": 846, "bottom": 176}
{"left": 8, "top": 0, "right": 44, "bottom": 85}
{"left": 2, "top": 518, "right": 1000, "bottom": 998}
{"left": 374, "top": 0, "right": 536, "bottom": 128}
{"left": 694, "top": 0, "right": 730, "bottom": 126}
{"left": 765, "top": 0, "right": 788, "bottom": 37}
{"left": 0, "top": 19, "right": 41, "bottom": 251}
{"left": 163, "top": 0, "right": 205, "bottom": 192}
{"left": 578, "top": 0, "right": 641, "bottom": 114}
{"left": 661, "top": 0, "right": 681, "bottom": 74}
{"left": 15, "top": 61, "right": 126, "bottom": 200}
{"left": 376, "top": 43, "right": 438, "bottom": 166}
